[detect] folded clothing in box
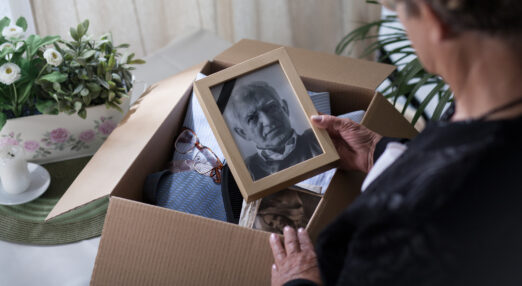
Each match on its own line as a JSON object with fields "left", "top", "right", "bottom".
{"left": 144, "top": 170, "right": 227, "bottom": 221}
{"left": 143, "top": 73, "right": 227, "bottom": 222}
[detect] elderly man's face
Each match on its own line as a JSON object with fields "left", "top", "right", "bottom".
{"left": 232, "top": 89, "right": 293, "bottom": 149}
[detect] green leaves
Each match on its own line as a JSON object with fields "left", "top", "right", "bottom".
{"left": 0, "top": 112, "right": 5, "bottom": 130}
{"left": 78, "top": 49, "right": 96, "bottom": 60}
{"left": 18, "top": 82, "right": 33, "bottom": 104}
{"left": 0, "top": 45, "right": 15, "bottom": 58}
{"left": 36, "top": 100, "right": 59, "bottom": 115}
{"left": 107, "top": 54, "right": 115, "bottom": 69}
{"left": 15, "top": 17, "right": 28, "bottom": 31}
{"left": 25, "top": 34, "right": 60, "bottom": 58}
{"left": 70, "top": 19, "right": 89, "bottom": 41}
{"left": 74, "top": 101, "right": 83, "bottom": 112}
{"left": 39, "top": 72, "right": 68, "bottom": 83}
{"left": 76, "top": 21, "right": 87, "bottom": 39}
{"left": 78, "top": 108, "right": 87, "bottom": 119}
{"left": 70, "top": 27, "right": 79, "bottom": 41}
{"left": 1, "top": 16, "right": 143, "bottom": 129}
{"left": 128, "top": 59, "right": 145, "bottom": 65}
{"left": 0, "top": 17, "right": 10, "bottom": 33}
{"left": 336, "top": 14, "right": 453, "bottom": 125}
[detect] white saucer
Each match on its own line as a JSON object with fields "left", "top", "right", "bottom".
{"left": 0, "top": 163, "right": 51, "bottom": 206}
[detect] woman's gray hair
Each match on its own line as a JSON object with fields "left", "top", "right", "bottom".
{"left": 402, "top": 0, "right": 522, "bottom": 36}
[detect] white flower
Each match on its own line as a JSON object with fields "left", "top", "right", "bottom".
{"left": 0, "top": 63, "right": 21, "bottom": 85}
{"left": 2, "top": 25, "right": 23, "bottom": 38}
{"left": 0, "top": 43, "right": 14, "bottom": 61}
{"left": 15, "top": 41, "right": 24, "bottom": 51}
{"left": 43, "top": 48, "right": 63, "bottom": 66}
{"left": 0, "top": 42, "right": 14, "bottom": 51}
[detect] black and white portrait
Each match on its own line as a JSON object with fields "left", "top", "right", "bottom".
{"left": 253, "top": 189, "right": 321, "bottom": 235}
{"left": 211, "top": 63, "right": 323, "bottom": 181}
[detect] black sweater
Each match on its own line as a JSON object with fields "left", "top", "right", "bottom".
{"left": 286, "top": 115, "right": 522, "bottom": 286}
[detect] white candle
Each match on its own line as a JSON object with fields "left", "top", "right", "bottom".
{"left": 0, "top": 145, "right": 31, "bottom": 194}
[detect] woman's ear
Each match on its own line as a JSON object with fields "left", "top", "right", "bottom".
{"left": 418, "top": 1, "right": 453, "bottom": 43}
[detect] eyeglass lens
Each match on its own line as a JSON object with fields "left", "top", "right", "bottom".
{"left": 175, "top": 129, "right": 198, "bottom": 154}
{"left": 193, "top": 148, "right": 220, "bottom": 175}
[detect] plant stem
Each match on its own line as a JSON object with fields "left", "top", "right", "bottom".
{"left": 12, "top": 83, "right": 19, "bottom": 116}
{"left": 36, "top": 63, "right": 48, "bottom": 80}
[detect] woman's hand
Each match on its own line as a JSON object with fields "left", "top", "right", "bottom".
{"left": 311, "top": 115, "right": 382, "bottom": 173}
{"left": 269, "top": 227, "right": 322, "bottom": 286}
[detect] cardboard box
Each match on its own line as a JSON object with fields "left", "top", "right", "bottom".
{"left": 46, "top": 39, "right": 418, "bottom": 285}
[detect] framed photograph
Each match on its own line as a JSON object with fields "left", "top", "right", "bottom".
{"left": 194, "top": 47, "right": 339, "bottom": 202}
{"left": 253, "top": 188, "right": 322, "bottom": 235}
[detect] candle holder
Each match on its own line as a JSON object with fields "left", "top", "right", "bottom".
{"left": 0, "top": 145, "right": 51, "bottom": 205}
{"left": 0, "top": 145, "right": 31, "bottom": 194}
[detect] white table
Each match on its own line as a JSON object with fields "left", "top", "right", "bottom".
{"left": 0, "top": 29, "right": 231, "bottom": 286}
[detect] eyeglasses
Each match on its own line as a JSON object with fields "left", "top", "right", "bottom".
{"left": 378, "top": 0, "right": 398, "bottom": 11}
{"left": 171, "top": 127, "right": 223, "bottom": 184}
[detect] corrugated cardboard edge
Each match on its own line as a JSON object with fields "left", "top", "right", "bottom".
{"left": 91, "top": 197, "right": 273, "bottom": 286}
{"left": 362, "top": 92, "right": 419, "bottom": 138}
{"left": 306, "top": 170, "right": 366, "bottom": 243}
{"left": 214, "top": 39, "right": 396, "bottom": 91}
{"left": 45, "top": 63, "right": 206, "bottom": 221}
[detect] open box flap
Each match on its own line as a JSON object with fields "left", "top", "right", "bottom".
{"left": 305, "top": 94, "right": 418, "bottom": 240}
{"left": 361, "top": 92, "right": 419, "bottom": 138}
{"left": 45, "top": 63, "right": 206, "bottom": 221}
{"left": 91, "top": 197, "right": 273, "bottom": 285}
{"left": 214, "top": 39, "right": 395, "bottom": 91}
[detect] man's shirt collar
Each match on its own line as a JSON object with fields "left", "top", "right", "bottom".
{"left": 257, "top": 132, "right": 298, "bottom": 162}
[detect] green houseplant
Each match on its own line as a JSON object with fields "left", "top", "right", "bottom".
{"left": 0, "top": 17, "right": 60, "bottom": 127}
{"left": 0, "top": 17, "right": 144, "bottom": 163}
{"left": 336, "top": 1, "right": 453, "bottom": 126}
{"left": 36, "top": 19, "right": 144, "bottom": 119}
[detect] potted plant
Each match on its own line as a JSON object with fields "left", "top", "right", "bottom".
{"left": 0, "top": 17, "right": 144, "bottom": 163}
{"left": 336, "top": 1, "right": 453, "bottom": 127}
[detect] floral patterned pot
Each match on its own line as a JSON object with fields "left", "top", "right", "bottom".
{"left": 0, "top": 98, "right": 130, "bottom": 164}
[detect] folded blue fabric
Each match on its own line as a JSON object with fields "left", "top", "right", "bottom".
{"left": 143, "top": 73, "right": 226, "bottom": 221}
{"left": 144, "top": 169, "right": 227, "bottom": 222}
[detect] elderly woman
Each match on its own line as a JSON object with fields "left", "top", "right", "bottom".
{"left": 269, "top": 0, "right": 522, "bottom": 285}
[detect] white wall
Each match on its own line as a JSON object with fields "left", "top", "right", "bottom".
{"left": 29, "top": 0, "right": 381, "bottom": 58}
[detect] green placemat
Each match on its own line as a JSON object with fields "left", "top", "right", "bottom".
{"left": 0, "top": 156, "right": 108, "bottom": 245}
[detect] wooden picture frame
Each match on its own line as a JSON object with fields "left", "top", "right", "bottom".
{"left": 238, "top": 186, "right": 323, "bottom": 235}
{"left": 194, "top": 47, "right": 339, "bottom": 202}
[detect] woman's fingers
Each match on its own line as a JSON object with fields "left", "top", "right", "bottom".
{"left": 283, "top": 226, "right": 300, "bottom": 254}
{"left": 310, "top": 114, "right": 329, "bottom": 128}
{"left": 311, "top": 115, "right": 355, "bottom": 134}
{"left": 297, "top": 228, "right": 314, "bottom": 253}
{"left": 270, "top": 233, "right": 286, "bottom": 263}
{"left": 269, "top": 227, "right": 303, "bottom": 264}
{"left": 269, "top": 227, "right": 322, "bottom": 285}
